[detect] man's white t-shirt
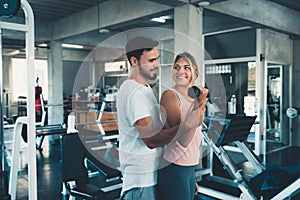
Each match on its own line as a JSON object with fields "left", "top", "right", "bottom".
{"left": 117, "top": 79, "right": 162, "bottom": 196}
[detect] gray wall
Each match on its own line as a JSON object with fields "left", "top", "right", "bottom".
{"left": 204, "top": 28, "right": 256, "bottom": 59}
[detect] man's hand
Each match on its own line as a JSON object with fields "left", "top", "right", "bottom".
{"left": 195, "top": 182, "right": 199, "bottom": 195}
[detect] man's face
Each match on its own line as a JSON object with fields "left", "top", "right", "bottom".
{"left": 138, "top": 47, "right": 160, "bottom": 82}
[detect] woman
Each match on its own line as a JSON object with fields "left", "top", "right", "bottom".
{"left": 158, "top": 52, "right": 207, "bottom": 200}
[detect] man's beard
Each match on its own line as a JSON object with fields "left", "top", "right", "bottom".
{"left": 138, "top": 63, "right": 158, "bottom": 85}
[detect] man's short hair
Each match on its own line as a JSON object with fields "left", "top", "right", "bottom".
{"left": 125, "top": 36, "right": 159, "bottom": 65}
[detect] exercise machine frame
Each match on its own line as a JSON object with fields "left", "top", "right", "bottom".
{"left": 0, "top": 0, "right": 36, "bottom": 199}
{"left": 197, "top": 116, "right": 300, "bottom": 200}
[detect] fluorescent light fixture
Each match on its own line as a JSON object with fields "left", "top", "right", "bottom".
{"left": 3, "top": 49, "right": 20, "bottom": 56}
{"left": 198, "top": 1, "right": 210, "bottom": 7}
{"left": 99, "top": 28, "right": 110, "bottom": 33}
{"left": 62, "top": 43, "right": 83, "bottom": 49}
{"left": 37, "top": 43, "right": 48, "bottom": 47}
{"left": 151, "top": 17, "right": 166, "bottom": 23}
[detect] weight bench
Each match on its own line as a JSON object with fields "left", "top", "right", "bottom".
{"left": 61, "top": 133, "right": 106, "bottom": 199}
{"left": 199, "top": 115, "right": 300, "bottom": 200}
{"left": 76, "top": 128, "right": 122, "bottom": 192}
{"left": 86, "top": 150, "right": 121, "bottom": 182}
{"left": 21, "top": 124, "right": 67, "bottom": 150}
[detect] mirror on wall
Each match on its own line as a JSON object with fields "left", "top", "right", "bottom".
{"left": 266, "top": 67, "right": 281, "bottom": 140}
{"left": 266, "top": 64, "right": 291, "bottom": 152}
{"left": 204, "top": 61, "right": 258, "bottom": 150}
{"left": 204, "top": 61, "right": 256, "bottom": 116}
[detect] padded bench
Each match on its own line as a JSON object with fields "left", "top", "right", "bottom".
{"left": 21, "top": 124, "right": 67, "bottom": 150}
{"left": 77, "top": 128, "right": 121, "bottom": 181}
{"left": 86, "top": 150, "right": 121, "bottom": 181}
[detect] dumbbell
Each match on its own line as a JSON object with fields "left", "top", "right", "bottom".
{"left": 188, "top": 85, "right": 211, "bottom": 104}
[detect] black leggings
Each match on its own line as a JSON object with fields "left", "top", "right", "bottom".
{"left": 158, "top": 162, "right": 196, "bottom": 200}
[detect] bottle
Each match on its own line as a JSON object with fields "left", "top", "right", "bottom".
{"left": 67, "top": 112, "right": 78, "bottom": 133}
{"left": 231, "top": 95, "right": 236, "bottom": 114}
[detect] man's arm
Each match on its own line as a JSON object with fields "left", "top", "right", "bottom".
{"left": 135, "top": 116, "right": 180, "bottom": 149}
{"left": 135, "top": 90, "right": 203, "bottom": 149}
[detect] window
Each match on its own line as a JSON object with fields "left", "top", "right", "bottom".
{"left": 12, "top": 58, "right": 48, "bottom": 101}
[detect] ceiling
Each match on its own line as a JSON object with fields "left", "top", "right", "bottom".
{"left": 23, "top": 0, "right": 110, "bottom": 22}
{"left": 1, "top": 0, "right": 300, "bottom": 53}
{"left": 271, "top": 0, "right": 300, "bottom": 12}
{"left": 21, "top": 0, "right": 300, "bottom": 23}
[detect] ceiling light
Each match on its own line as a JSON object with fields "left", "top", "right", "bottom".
{"left": 37, "top": 43, "right": 48, "bottom": 47}
{"left": 62, "top": 43, "right": 83, "bottom": 49}
{"left": 99, "top": 28, "right": 110, "bottom": 34}
{"left": 3, "top": 49, "right": 20, "bottom": 56}
{"left": 150, "top": 17, "right": 166, "bottom": 23}
{"left": 198, "top": 1, "right": 210, "bottom": 7}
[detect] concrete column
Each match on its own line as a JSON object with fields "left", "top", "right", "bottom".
{"left": 47, "top": 41, "right": 63, "bottom": 141}
{"left": 292, "top": 39, "right": 300, "bottom": 146}
{"left": 2, "top": 56, "right": 12, "bottom": 117}
{"left": 174, "top": 4, "right": 204, "bottom": 85}
{"left": 174, "top": 3, "right": 204, "bottom": 179}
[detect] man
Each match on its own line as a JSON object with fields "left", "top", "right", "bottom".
{"left": 117, "top": 36, "right": 202, "bottom": 200}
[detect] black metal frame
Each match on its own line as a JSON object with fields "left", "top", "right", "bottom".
{"left": 61, "top": 132, "right": 106, "bottom": 199}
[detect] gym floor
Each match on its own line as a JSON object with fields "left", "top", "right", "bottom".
{"left": 3, "top": 128, "right": 300, "bottom": 200}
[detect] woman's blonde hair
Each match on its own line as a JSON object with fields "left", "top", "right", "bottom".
{"left": 173, "top": 52, "right": 199, "bottom": 85}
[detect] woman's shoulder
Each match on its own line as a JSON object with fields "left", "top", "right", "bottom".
{"left": 161, "top": 89, "right": 177, "bottom": 98}
{"left": 161, "top": 89, "right": 180, "bottom": 104}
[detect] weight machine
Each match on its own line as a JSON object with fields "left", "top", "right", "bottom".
{"left": 198, "top": 115, "right": 300, "bottom": 200}
{"left": 0, "top": 0, "right": 36, "bottom": 199}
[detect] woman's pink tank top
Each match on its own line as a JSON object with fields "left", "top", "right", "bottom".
{"left": 163, "top": 89, "right": 202, "bottom": 166}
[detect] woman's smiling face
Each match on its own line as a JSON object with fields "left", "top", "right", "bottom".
{"left": 172, "top": 57, "right": 193, "bottom": 86}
